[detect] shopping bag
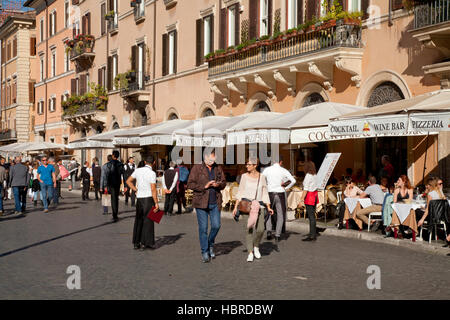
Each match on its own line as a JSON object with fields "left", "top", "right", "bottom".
{"left": 28, "top": 189, "right": 34, "bottom": 199}
{"left": 7, "top": 188, "right": 12, "bottom": 199}
{"left": 102, "top": 194, "right": 111, "bottom": 207}
{"left": 147, "top": 206, "right": 164, "bottom": 224}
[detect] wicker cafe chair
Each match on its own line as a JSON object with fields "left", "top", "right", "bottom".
{"left": 228, "top": 182, "right": 240, "bottom": 209}
{"left": 185, "top": 189, "right": 194, "bottom": 207}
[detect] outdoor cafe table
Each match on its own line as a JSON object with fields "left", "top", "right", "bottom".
{"left": 343, "top": 198, "right": 373, "bottom": 230}
{"left": 391, "top": 202, "right": 423, "bottom": 240}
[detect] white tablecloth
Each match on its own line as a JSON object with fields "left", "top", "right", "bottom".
{"left": 358, "top": 198, "right": 372, "bottom": 209}
{"left": 391, "top": 203, "right": 412, "bottom": 224}
{"left": 344, "top": 198, "right": 373, "bottom": 214}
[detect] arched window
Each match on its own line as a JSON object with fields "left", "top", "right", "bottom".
{"left": 81, "top": 128, "right": 87, "bottom": 137}
{"left": 112, "top": 122, "right": 120, "bottom": 130}
{"left": 201, "top": 108, "right": 215, "bottom": 118}
{"left": 168, "top": 113, "right": 179, "bottom": 120}
{"left": 252, "top": 101, "right": 270, "bottom": 112}
{"left": 367, "top": 82, "right": 404, "bottom": 108}
{"left": 96, "top": 126, "right": 103, "bottom": 134}
{"left": 141, "top": 109, "right": 148, "bottom": 126}
{"left": 302, "top": 93, "right": 325, "bottom": 107}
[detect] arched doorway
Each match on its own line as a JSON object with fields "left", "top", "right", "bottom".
{"left": 252, "top": 101, "right": 270, "bottom": 112}
{"left": 168, "top": 113, "right": 179, "bottom": 120}
{"left": 201, "top": 108, "right": 215, "bottom": 117}
{"left": 112, "top": 122, "right": 120, "bottom": 130}
{"left": 302, "top": 92, "right": 325, "bottom": 107}
{"left": 366, "top": 81, "right": 406, "bottom": 180}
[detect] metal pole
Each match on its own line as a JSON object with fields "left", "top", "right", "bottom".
{"left": 422, "top": 132, "right": 430, "bottom": 185}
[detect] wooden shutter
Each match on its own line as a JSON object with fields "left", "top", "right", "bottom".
{"left": 54, "top": 11, "right": 57, "bottom": 34}
{"left": 142, "top": 44, "right": 146, "bottom": 82}
{"left": 196, "top": 19, "right": 203, "bottom": 66}
{"left": 268, "top": 0, "right": 273, "bottom": 35}
{"left": 162, "top": 33, "right": 168, "bottom": 76}
{"left": 82, "top": 15, "right": 86, "bottom": 35}
{"left": 297, "top": 0, "right": 304, "bottom": 26}
{"left": 107, "top": 56, "right": 113, "bottom": 90}
{"left": 1, "top": 45, "right": 5, "bottom": 63}
{"left": 87, "top": 12, "right": 91, "bottom": 34}
{"left": 71, "top": 78, "right": 77, "bottom": 95}
{"left": 13, "top": 38, "right": 17, "bottom": 58}
{"left": 173, "top": 30, "right": 177, "bottom": 74}
{"left": 392, "top": 0, "right": 403, "bottom": 10}
{"left": 249, "top": 0, "right": 258, "bottom": 39}
{"left": 131, "top": 45, "right": 137, "bottom": 72}
{"left": 362, "top": 0, "right": 370, "bottom": 19}
{"left": 234, "top": 3, "right": 240, "bottom": 45}
{"left": 220, "top": 8, "right": 227, "bottom": 49}
{"left": 30, "top": 37, "right": 36, "bottom": 56}
{"left": 7, "top": 42, "right": 10, "bottom": 60}
{"left": 80, "top": 75, "right": 87, "bottom": 95}
{"left": 29, "top": 81, "right": 35, "bottom": 103}
{"left": 49, "top": 14, "right": 53, "bottom": 37}
{"left": 306, "top": 0, "right": 317, "bottom": 20}
{"left": 210, "top": 15, "right": 214, "bottom": 54}
{"left": 101, "top": 3, "right": 106, "bottom": 35}
{"left": 12, "top": 82, "right": 16, "bottom": 103}
{"left": 98, "top": 68, "right": 103, "bottom": 87}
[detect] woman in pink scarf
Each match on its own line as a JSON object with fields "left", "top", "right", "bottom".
{"left": 233, "top": 158, "right": 273, "bottom": 262}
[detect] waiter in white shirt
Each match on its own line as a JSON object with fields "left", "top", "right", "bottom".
{"left": 262, "top": 156, "right": 296, "bottom": 247}
{"left": 163, "top": 161, "right": 178, "bottom": 216}
{"left": 126, "top": 155, "right": 159, "bottom": 251}
{"left": 299, "top": 158, "right": 319, "bottom": 241}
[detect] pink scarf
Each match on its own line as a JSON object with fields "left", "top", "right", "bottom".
{"left": 247, "top": 200, "right": 260, "bottom": 229}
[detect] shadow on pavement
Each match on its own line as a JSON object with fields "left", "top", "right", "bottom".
{"left": 0, "top": 213, "right": 27, "bottom": 222}
{"left": 0, "top": 215, "right": 134, "bottom": 258}
{"left": 258, "top": 241, "right": 280, "bottom": 256}
{"left": 153, "top": 233, "right": 186, "bottom": 249}
{"left": 215, "top": 241, "right": 243, "bottom": 256}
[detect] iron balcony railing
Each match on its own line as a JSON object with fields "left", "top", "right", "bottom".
{"left": 208, "top": 22, "right": 362, "bottom": 78}
{"left": 120, "top": 71, "right": 146, "bottom": 97}
{"left": 0, "top": 129, "right": 16, "bottom": 141}
{"left": 108, "top": 17, "right": 119, "bottom": 32}
{"left": 63, "top": 100, "right": 106, "bottom": 119}
{"left": 134, "top": 1, "right": 145, "bottom": 20}
{"left": 70, "top": 43, "right": 95, "bottom": 60}
{"left": 414, "top": 0, "right": 450, "bottom": 29}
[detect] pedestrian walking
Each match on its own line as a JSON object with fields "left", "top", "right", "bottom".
{"left": 37, "top": 157, "right": 56, "bottom": 214}
{"left": 31, "top": 161, "right": 41, "bottom": 206}
{"left": 102, "top": 150, "right": 124, "bottom": 222}
{"left": 232, "top": 158, "right": 273, "bottom": 262}
{"left": 262, "top": 156, "right": 296, "bottom": 249}
{"left": 0, "top": 157, "right": 8, "bottom": 201}
{"left": 175, "top": 160, "right": 191, "bottom": 214}
{"left": 49, "top": 158, "right": 60, "bottom": 205}
{"left": 163, "top": 161, "right": 178, "bottom": 216}
{"left": 92, "top": 159, "right": 102, "bottom": 200}
{"left": 100, "top": 155, "right": 112, "bottom": 215}
{"left": 187, "top": 150, "right": 226, "bottom": 263}
{"left": 68, "top": 157, "right": 79, "bottom": 191}
{"left": 126, "top": 155, "right": 159, "bottom": 251}
{"left": 299, "top": 158, "right": 319, "bottom": 242}
{"left": 0, "top": 163, "right": 6, "bottom": 215}
{"left": 123, "top": 157, "right": 136, "bottom": 206}
{"left": 9, "top": 156, "right": 30, "bottom": 215}
{"left": 79, "top": 161, "right": 92, "bottom": 201}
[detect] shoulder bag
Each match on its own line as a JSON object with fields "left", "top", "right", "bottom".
{"left": 238, "top": 174, "right": 260, "bottom": 214}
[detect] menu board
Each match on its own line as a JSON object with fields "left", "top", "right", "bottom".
{"left": 316, "top": 153, "right": 341, "bottom": 190}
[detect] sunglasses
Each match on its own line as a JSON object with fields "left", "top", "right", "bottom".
{"left": 246, "top": 164, "right": 255, "bottom": 167}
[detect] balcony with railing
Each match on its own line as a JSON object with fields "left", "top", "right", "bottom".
{"left": 106, "top": 12, "right": 119, "bottom": 34}
{"left": 66, "top": 35, "right": 95, "bottom": 69}
{"left": 413, "top": 0, "right": 450, "bottom": 29}
{"left": 131, "top": 0, "right": 145, "bottom": 22}
{"left": 0, "top": 129, "right": 17, "bottom": 142}
{"left": 207, "top": 21, "right": 364, "bottom": 102}
{"left": 119, "top": 71, "right": 150, "bottom": 101}
{"left": 62, "top": 88, "right": 108, "bottom": 125}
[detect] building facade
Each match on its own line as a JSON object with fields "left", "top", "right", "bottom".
{"left": 21, "top": 0, "right": 449, "bottom": 185}
{"left": 0, "top": 12, "right": 36, "bottom": 144}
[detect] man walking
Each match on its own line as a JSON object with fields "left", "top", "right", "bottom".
{"left": 37, "top": 157, "right": 56, "bottom": 214}
{"left": 102, "top": 151, "right": 124, "bottom": 222}
{"left": 123, "top": 157, "right": 136, "bottom": 206}
{"left": 163, "top": 161, "right": 178, "bottom": 216}
{"left": 126, "top": 155, "right": 158, "bottom": 251}
{"left": 79, "top": 161, "right": 92, "bottom": 201}
{"left": 0, "top": 163, "right": 5, "bottom": 215}
{"left": 100, "top": 155, "right": 113, "bottom": 215}
{"left": 92, "top": 159, "right": 102, "bottom": 201}
{"left": 262, "top": 156, "right": 296, "bottom": 248}
{"left": 49, "top": 158, "right": 60, "bottom": 206}
{"left": 9, "top": 156, "right": 30, "bottom": 215}
{"left": 68, "top": 157, "right": 79, "bottom": 191}
{"left": 0, "top": 157, "right": 8, "bottom": 201}
{"left": 187, "top": 150, "right": 226, "bottom": 263}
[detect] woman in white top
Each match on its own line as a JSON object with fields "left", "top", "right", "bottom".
{"left": 418, "top": 177, "right": 447, "bottom": 228}
{"left": 233, "top": 158, "right": 273, "bottom": 262}
{"left": 31, "top": 161, "right": 40, "bottom": 205}
{"left": 299, "top": 159, "right": 318, "bottom": 241}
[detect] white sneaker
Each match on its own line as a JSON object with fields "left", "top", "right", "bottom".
{"left": 247, "top": 252, "right": 254, "bottom": 262}
{"left": 253, "top": 247, "right": 261, "bottom": 259}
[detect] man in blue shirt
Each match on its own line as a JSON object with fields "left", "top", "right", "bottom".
{"left": 37, "top": 157, "right": 56, "bottom": 213}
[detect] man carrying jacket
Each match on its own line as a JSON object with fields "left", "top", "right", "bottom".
{"left": 187, "top": 150, "right": 226, "bottom": 263}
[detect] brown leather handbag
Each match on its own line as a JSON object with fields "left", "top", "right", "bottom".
{"left": 238, "top": 174, "right": 260, "bottom": 214}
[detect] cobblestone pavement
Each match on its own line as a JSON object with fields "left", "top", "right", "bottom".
{"left": 0, "top": 191, "right": 449, "bottom": 300}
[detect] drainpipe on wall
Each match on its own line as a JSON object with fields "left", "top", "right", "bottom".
{"left": 388, "top": 0, "right": 393, "bottom": 26}
{"left": 44, "top": 0, "right": 49, "bottom": 141}
{"left": 151, "top": 0, "right": 156, "bottom": 119}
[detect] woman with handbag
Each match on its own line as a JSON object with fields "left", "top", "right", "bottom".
{"left": 299, "top": 158, "right": 318, "bottom": 242}
{"left": 233, "top": 158, "right": 274, "bottom": 262}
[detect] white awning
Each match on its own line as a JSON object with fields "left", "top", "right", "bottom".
{"left": 139, "top": 119, "right": 192, "bottom": 146}
{"left": 113, "top": 124, "right": 164, "bottom": 147}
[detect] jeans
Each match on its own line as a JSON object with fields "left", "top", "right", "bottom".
{"left": 13, "top": 186, "right": 27, "bottom": 212}
{"left": 196, "top": 204, "right": 221, "bottom": 254}
{"left": 40, "top": 183, "right": 55, "bottom": 210}
{"left": 54, "top": 181, "right": 60, "bottom": 205}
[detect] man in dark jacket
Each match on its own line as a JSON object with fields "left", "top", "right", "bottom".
{"left": 123, "top": 157, "right": 136, "bottom": 206}
{"left": 163, "top": 161, "right": 178, "bottom": 216}
{"left": 79, "top": 161, "right": 91, "bottom": 201}
{"left": 187, "top": 150, "right": 226, "bottom": 263}
{"left": 9, "top": 156, "right": 30, "bottom": 214}
{"left": 102, "top": 150, "right": 124, "bottom": 222}
{"left": 92, "top": 159, "right": 102, "bottom": 200}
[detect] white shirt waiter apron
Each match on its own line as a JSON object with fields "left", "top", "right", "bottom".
{"left": 262, "top": 163, "right": 296, "bottom": 240}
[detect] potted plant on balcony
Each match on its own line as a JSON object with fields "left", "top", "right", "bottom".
{"left": 105, "top": 10, "right": 115, "bottom": 20}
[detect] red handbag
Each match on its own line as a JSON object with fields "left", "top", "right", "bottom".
{"left": 304, "top": 191, "right": 318, "bottom": 206}
{"left": 147, "top": 207, "right": 164, "bottom": 224}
